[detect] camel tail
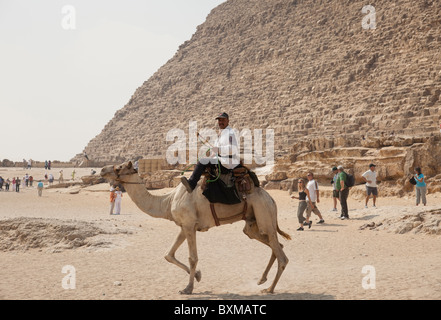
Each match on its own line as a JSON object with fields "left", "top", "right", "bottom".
{"left": 277, "top": 225, "right": 291, "bottom": 241}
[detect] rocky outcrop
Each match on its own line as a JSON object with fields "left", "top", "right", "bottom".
{"left": 76, "top": 0, "right": 441, "bottom": 165}
{"left": 264, "top": 135, "right": 441, "bottom": 196}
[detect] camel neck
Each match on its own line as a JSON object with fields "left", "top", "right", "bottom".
{"left": 121, "top": 174, "right": 174, "bottom": 221}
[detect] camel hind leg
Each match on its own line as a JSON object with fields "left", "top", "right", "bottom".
{"left": 165, "top": 228, "right": 201, "bottom": 283}
{"left": 243, "top": 219, "right": 288, "bottom": 292}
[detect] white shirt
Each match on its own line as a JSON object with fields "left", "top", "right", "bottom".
{"left": 362, "top": 170, "right": 377, "bottom": 187}
{"left": 115, "top": 191, "right": 123, "bottom": 200}
{"left": 306, "top": 179, "right": 319, "bottom": 202}
{"left": 215, "top": 126, "right": 240, "bottom": 170}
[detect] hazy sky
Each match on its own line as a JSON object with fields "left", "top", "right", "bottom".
{"left": 0, "top": 0, "right": 225, "bottom": 162}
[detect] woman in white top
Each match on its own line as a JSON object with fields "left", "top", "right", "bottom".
{"left": 114, "top": 186, "right": 123, "bottom": 215}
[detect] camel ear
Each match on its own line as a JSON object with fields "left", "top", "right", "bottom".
{"left": 127, "top": 161, "right": 132, "bottom": 169}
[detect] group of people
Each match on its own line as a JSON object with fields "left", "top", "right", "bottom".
{"left": 44, "top": 160, "right": 52, "bottom": 170}
{"left": 0, "top": 175, "right": 36, "bottom": 192}
{"left": 290, "top": 172, "right": 325, "bottom": 231}
{"left": 291, "top": 163, "right": 428, "bottom": 230}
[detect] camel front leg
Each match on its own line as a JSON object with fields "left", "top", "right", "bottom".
{"left": 165, "top": 229, "right": 201, "bottom": 282}
{"left": 179, "top": 226, "right": 198, "bottom": 295}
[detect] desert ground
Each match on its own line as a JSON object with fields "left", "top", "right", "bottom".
{"left": 1, "top": 166, "right": 441, "bottom": 300}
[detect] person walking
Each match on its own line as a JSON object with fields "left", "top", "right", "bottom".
{"left": 304, "top": 172, "right": 325, "bottom": 225}
{"left": 290, "top": 178, "right": 314, "bottom": 231}
{"left": 336, "top": 165, "right": 350, "bottom": 220}
{"left": 109, "top": 185, "right": 116, "bottom": 215}
{"left": 362, "top": 164, "right": 378, "bottom": 208}
{"left": 71, "top": 170, "right": 76, "bottom": 181}
{"left": 59, "top": 170, "right": 64, "bottom": 184}
{"left": 37, "top": 180, "right": 44, "bottom": 197}
{"left": 113, "top": 186, "right": 123, "bottom": 215}
{"left": 414, "top": 167, "right": 427, "bottom": 206}
{"left": 5, "top": 178, "right": 10, "bottom": 191}
{"left": 331, "top": 166, "right": 340, "bottom": 212}
{"left": 16, "top": 177, "right": 21, "bottom": 192}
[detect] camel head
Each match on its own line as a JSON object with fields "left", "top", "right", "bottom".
{"left": 100, "top": 161, "right": 138, "bottom": 182}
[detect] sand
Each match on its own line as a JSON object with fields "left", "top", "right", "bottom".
{"left": 1, "top": 166, "right": 441, "bottom": 300}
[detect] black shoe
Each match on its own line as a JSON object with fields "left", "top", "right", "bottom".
{"left": 297, "top": 227, "right": 304, "bottom": 231}
{"left": 317, "top": 219, "right": 325, "bottom": 224}
{"left": 180, "top": 177, "right": 194, "bottom": 193}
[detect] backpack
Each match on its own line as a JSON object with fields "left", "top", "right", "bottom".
{"left": 345, "top": 172, "right": 355, "bottom": 187}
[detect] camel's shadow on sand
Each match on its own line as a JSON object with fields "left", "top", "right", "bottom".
{"left": 187, "top": 291, "right": 334, "bottom": 300}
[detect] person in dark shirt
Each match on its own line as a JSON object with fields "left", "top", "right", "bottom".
{"left": 290, "top": 178, "right": 314, "bottom": 231}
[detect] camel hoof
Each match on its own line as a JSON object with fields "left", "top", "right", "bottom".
{"left": 179, "top": 288, "right": 193, "bottom": 295}
{"left": 195, "top": 270, "right": 202, "bottom": 282}
{"left": 257, "top": 277, "right": 267, "bottom": 285}
{"left": 261, "top": 288, "right": 274, "bottom": 294}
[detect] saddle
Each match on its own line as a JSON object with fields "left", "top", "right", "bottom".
{"left": 201, "top": 165, "right": 260, "bottom": 227}
{"left": 201, "top": 165, "right": 259, "bottom": 204}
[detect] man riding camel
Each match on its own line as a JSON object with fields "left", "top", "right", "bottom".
{"left": 181, "top": 112, "right": 240, "bottom": 193}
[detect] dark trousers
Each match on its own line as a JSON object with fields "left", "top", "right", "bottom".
{"left": 188, "top": 160, "right": 230, "bottom": 189}
{"left": 16, "top": 184, "right": 20, "bottom": 192}
{"left": 339, "top": 188, "right": 350, "bottom": 218}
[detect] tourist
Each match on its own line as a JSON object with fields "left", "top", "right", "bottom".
{"left": 331, "top": 166, "right": 340, "bottom": 212}
{"left": 45, "top": 160, "right": 48, "bottom": 170}
{"left": 21, "top": 176, "right": 26, "bottom": 189}
{"left": 71, "top": 170, "right": 76, "bottom": 181}
{"left": 48, "top": 173, "right": 54, "bottom": 185}
{"left": 37, "top": 180, "right": 44, "bottom": 197}
{"left": 362, "top": 164, "right": 378, "bottom": 208}
{"left": 290, "top": 178, "right": 313, "bottom": 231}
{"left": 304, "top": 172, "right": 325, "bottom": 225}
{"left": 25, "top": 173, "right": 29, "bottom": 187}
{"left": 16, "top": 177, "right": 21, "bottom": 192}
{"left": 12, "top": 177, "right": 16, "bottom": 191}
{"left": 181, "top": 112, "right": 240, "bottom": 193}
{"left": 0, "top": 176, "right": 3, "bottom": 191}
{"left": 29, "top": 176, "right": 33, "bottom": 187}
{"left": 48, "top": 160, "right": 51, "bottom": 170}
{"left": 113, "top": 186, "right": 123, "bottom": 215}
{"left": 336, "top": 165, "right": 350, "bottom": 220}
{"left": 27, "top": 159, "right": 32, "bottom": 169}
{"left": 414, "top": 167, "right": 427, "bottom": 206}
{"left": 59, "top": 170, "right": 64, "bottom": 184}
{"left": 5, "top": 178, "right": 10, "bottom": 191}
{"left": 109, "top": 185, "right": 116, "bottom": 215}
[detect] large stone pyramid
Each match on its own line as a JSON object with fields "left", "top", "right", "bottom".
{"left": 77, "top": 0, "right": 441, "bottom": 164}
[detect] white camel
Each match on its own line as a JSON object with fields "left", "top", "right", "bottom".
{"left": 100, "top": 161, "right": 290, "bottom": 294}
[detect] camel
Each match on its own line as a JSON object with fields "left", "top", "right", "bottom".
{"left": 100, "top": 161, "right": 290, "bottom": 294}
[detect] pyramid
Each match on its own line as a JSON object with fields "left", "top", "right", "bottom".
{"left": 76, "top": 0, "right": 441, "bottom": 164}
